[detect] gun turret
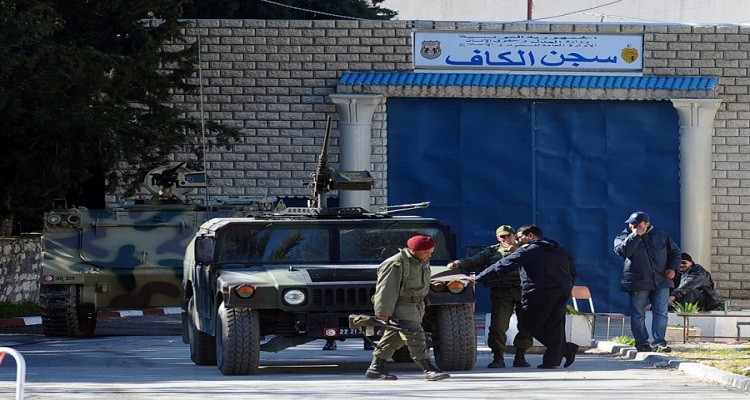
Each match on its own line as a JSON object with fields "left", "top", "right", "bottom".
{"left": 309, "top": 116, "right": 374, "bottom": 210}
{"left": 144, "top": 163, "right": 207, "bottom": 204}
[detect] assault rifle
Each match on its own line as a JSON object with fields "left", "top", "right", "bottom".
{"left": 348, "top": 314, "right": 432, "bottom": 337}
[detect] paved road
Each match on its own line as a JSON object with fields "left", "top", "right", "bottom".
{"left": 1, "top": 315, "right": 747, "bottom": 399}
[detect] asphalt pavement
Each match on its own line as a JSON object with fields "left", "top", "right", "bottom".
{"left": 1, "top": 312, "right": 749, "bottom": 399}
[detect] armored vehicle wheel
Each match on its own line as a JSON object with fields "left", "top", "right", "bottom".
{"left": 433, "top": 304, "right": 476, "bottom": 371}
{"left": 188, "top": 298, "right": 216, "bottom": 365}
{"left": 216, "top": 304, "right": 260, "bottom": 375}
{"left": 391, "top": 345, "right": 412, "bottom": 363}
{"left": 40, "top": 285, "right": 97, "bottom": 338}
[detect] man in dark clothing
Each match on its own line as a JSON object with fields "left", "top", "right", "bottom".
{"left": 669, "top": 252, "right": 721, "bottom": 311}
{"left": 448, "top": 225, "right": 533, "bottom": 368}
{"left": 475, "top": 225, "right": 578, "bottom": 369}
{"left": 614, "top": 211, "right": 680, "bottom": 353}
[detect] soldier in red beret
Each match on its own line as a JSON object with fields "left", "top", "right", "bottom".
{"left": 364, "top": 235, "right": 449, "bottom": 381}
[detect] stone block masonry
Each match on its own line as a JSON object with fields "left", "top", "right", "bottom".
{"left": 0, "top": 235, "right": 42, "bottom": 303}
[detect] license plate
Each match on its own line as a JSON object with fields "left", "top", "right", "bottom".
{"left": 323, "top": 327, "right": 361, "bottom": 337}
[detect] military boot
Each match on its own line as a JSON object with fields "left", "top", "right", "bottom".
{"left": 487, "top": 352, "right": 506, "bottom": 368}
{"left": 364, "top": 356, "right": 398, "bottom": 380}
{"left": 513, "top": 348, "right": 531, "bottom": 367}
{"left": 416, "top": 359, "right": 450, "bottom": 381}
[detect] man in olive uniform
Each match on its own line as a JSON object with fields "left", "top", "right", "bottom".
{"left": 448, "top": 225, "right": 532, "bottom": 368}
{"left": 364, "top": 235, "right": 450, "bottom": 381}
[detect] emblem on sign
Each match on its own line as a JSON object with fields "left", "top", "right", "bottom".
{"left": 621, "top": 44, "right": 639, "bottom": 64}
{"left": 420, "top": 41, "right": 441, "bottom": 60}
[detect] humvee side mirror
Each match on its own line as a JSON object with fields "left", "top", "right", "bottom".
{"left": 194, "top": 236, "right": 215, "bottom": 265}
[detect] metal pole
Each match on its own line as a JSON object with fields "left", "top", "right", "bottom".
{"left": 0, "top": 347, "right": 26, "bottom": 400}
{"left": 527, "top": 0, "right": 533, "bottom": 20}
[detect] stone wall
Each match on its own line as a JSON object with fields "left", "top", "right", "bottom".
{"left": 103, "top": 19, "right": 750, "bottom": 304}
{"left": 0, "top": 235, "right": 42, "bottom": 304}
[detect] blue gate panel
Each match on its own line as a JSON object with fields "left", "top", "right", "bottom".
{"left": 387, "top": 97, "right": 680, "bottom": 313}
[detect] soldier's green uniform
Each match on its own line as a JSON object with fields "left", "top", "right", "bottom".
{"left": 455, "top": 241, "right": 533, "bottom": 367}
{"left": 372, "top": 248, "right": 431, "bottom": 361}
{"left": 364, "top": 235, "right": 449, "bottom": 381}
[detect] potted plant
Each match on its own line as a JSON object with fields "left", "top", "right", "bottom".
{"left": 666, "top": 302, "right": 701, "bottom": 342}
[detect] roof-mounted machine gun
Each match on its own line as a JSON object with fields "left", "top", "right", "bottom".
{"left": 144, "top": 162, "right": 207, "bottom": 204}
{"left": 309, "top": 116, "right": 374, "bottom": 210}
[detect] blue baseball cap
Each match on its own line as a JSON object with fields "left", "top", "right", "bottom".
{"left": 625, "top": 211, "right": 649, "bottom": 224}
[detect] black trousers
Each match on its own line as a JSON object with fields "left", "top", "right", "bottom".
{"left": 518, "top": 288, "right": 570, "bottom": 367}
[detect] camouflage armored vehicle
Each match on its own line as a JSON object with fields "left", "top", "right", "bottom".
{"left": 40, "top": 163, "right": 278, "bottom": 337}
{"left": 182, "top": 118, "right": 477, "bottom": 375}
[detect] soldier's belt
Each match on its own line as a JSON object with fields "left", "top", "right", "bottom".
{"left": 397, "top": 295, "right": 423, "bottom": 303}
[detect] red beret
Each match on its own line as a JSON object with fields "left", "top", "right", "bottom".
{"left": 407, "top": 235, "right": 435, "bottom": 251}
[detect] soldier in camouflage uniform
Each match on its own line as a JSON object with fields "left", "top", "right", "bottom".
{"left": 365, "top": 235, "right": 450, "bottom": 381}
{"left": 448, "top": 225, "right": 533, "bottom": 368}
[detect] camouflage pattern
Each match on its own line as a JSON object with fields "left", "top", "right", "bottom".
{"left": 40, "top": 183, "right": 278, "bottom": 337}
{"left": 43, "top": 207, "right": 207, "bottom": 310}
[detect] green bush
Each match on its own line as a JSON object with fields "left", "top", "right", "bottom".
{"left": 0, "top": 301, "right": 40, "bottom": 318}
{"left": 611, "top": 336, "right": 636, "bottom": 346}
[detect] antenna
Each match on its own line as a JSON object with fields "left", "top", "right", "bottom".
{"left": 197, "top": 33, "right": 210, "bottom": 213}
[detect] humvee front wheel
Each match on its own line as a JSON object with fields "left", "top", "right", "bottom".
{"left": 216, "top": 304, "right": 260, "bottom": 375}
{"left": 188, "top": 298, "right": 216, "bottom": 366}
{"left": 433, "top": 304, "right": 476, "bottom": 371}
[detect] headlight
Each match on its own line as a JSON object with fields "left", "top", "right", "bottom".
{"left": 283, "top": 289, "right": 307, "bottom": 306}
{"left": 234, "top": 284, "right": 255, "bottom": 299}
{"left": 447, "top": 280, "right": 468, "bottom": 294}
{"left": 46, "top": 214, "right": 62, "bottom": 225}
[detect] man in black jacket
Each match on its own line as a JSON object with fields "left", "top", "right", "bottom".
{"left": 669, "top": 252, "right": 721, "bottom": 311}
{"left": 475, "top": 225, "right": 578, "bottom": 369}
{"left": 448, "top": 225, "right": 533, "bottom": 368}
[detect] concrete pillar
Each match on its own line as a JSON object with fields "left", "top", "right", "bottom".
{"left": 329, "top": 94, "right": 384, "bottom": 210}
{"left": 671, "top": 99, "right": 722, "bottom": 271}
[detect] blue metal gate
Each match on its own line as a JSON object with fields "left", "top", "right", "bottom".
{"left": 387, "top": 97, "right": 680, "bottom": 313}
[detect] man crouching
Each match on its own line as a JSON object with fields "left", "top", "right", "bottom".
{"left": 365, "top": 235, "right": 450, "bottom": 381}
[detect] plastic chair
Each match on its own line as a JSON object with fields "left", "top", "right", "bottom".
{"left": 570, "top": 285, "right": 626, "bottom": 339}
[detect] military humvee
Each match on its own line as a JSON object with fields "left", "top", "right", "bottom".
{"left": 182, "top": 118, "right": 477, "bottom": 375}
{"left": 40, "top": 163, "right": 278, "bottom": 337}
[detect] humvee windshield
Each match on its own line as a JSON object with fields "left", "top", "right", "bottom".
{"left": 214, "top": 221, "right": 450, "bottom": 265}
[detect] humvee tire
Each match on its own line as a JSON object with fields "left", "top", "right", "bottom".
{"left": 433, "top": 303, "right": 476, "bottom": 371}
{"left": 216, "top": 304, "right": 260, "bottom": 375}
{"left": 188, "top": 298, "right": 216, "bottom": 366}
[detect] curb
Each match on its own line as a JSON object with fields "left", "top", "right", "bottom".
{"left": 594, "top": 339, "right": 750, "bottom": 392}
{"left": 0, "top": 307, "right": 183, "bottom": 327}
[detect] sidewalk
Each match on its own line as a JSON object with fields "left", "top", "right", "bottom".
{"left": 475, "top": 312, "right": 750, "bottom": 392}
{"left": 0, "top": 306, "right": 182, "bottom": 327}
